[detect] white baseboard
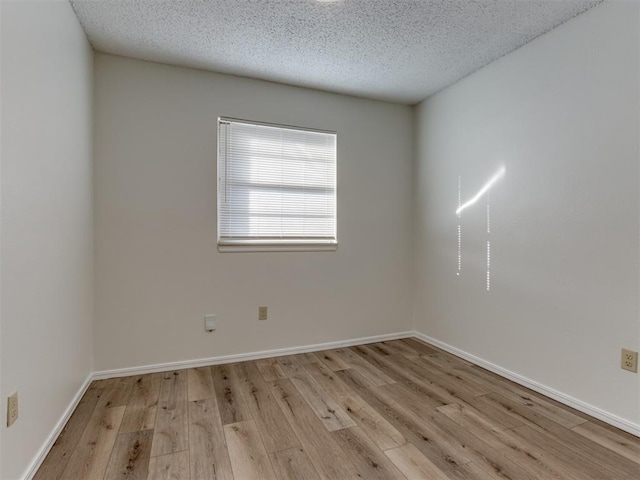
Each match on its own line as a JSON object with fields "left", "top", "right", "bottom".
{"left": 23, "top": 373, "right": 93, "bottom": 480}
{"left": 413, "top": 331, "right": 640, "bottom": 438}
{"left": 93, "top": 331, "right": 414, "bottom": 379}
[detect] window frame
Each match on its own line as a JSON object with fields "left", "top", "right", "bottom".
{"left": 216, "top": 117, "right": 338, "bottom": 253}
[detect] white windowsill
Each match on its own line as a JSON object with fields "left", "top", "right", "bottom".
{"left": 218, "top": 243, "right": 338, "bottom": 253}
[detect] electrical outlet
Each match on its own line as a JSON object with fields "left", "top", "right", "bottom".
{"left": 621, "top": 348, "right": 638, "bottom": 373}
{"left": 258, "top": 306, "right": 268, "bottom": 321}
{"left": 204, "top": 314, "right": 217, "bottom": 332}
{"left": 7, "top": 392, "right": 18, "bottom": 427}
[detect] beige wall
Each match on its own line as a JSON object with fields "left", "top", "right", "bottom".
{"left": 93, "top": 54, "right": 414, "bottom": 371}
{"left": 0, "top": 1, "right": 94, "bottom": 478}
{"left": 414, "top": 0, "right": 640, "bottom": 426}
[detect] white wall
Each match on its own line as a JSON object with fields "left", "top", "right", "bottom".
{"left": 414, "top": 0, "right": 640, "bottom": 426}
{"left": 93, "top": 54, "right": 414, "bottom": 371}
{"left": 0, "top": 1, "right": 94, "bottom": 478}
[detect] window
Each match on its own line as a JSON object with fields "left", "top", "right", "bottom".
{"left": 217, "top": 117, "right": 337, "bottom": 252}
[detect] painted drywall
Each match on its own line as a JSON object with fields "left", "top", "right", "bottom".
{"left": 414, "top": 0, "right": 640, "bottom": 426}
{"left": 0, "top": 1, "right": 94, "bottom": 478}
{"left": 93, "top": 54, "right": 414, "bottom": 371}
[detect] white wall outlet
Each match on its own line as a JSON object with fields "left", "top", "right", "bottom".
{"left": 258, "top": 306, "right": 268, "bottom": 320}
{"left": 204, "top": 314, "right": 217, "bottom": 332}
{"left": 7, "top": 392, "right": 18, "bottom": 427}
{"left": 621, "top": 348, "right": 638, "bottom": 373}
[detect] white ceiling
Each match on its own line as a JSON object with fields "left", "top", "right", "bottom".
{"left": 71, "top": 0, "right": 602, "bottom": 104}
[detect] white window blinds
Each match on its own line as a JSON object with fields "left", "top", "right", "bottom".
{"left": 217, "top": 118, "right": 337, "bottom": 250}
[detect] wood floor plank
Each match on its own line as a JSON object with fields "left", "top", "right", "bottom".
{"left": 351, "top": 345, "right": 404, "bottom": 373}
{"left": 187, "top": 366, "right": 216, "bottom": 401}
{"left": 375, "top": 377, "right": 538, "bottom": 480}
{"left": 233, "top": 362, "right": 300, "bottom": 453}
{"left": 255, "top": 358, "right": 287, "bottom": 382}
{"left": 377, "top": 370, "right": 451, "bottom": 410}
{"left": 298, "top": 352, "right": 322, "bottom": 365}
{"left": 382, "top": 340, "right": 421, "bottom": 358}
{"left": 98, "top": 376, "right": 135, "bottom": 408}
{"left": 376, "top": 353, "right": 521, "bottom": 431}
{"left": 424, "top": 390, "right": 588, "bottom": 480}
{"left": 361, "top": 346, "right": 431, "bottom": 382}
{"left": 211, "top": 364, "right": 253, "bottom": 425}
{"left": 453, "top": 364, "right": 519, "bottom": 395}
{"left": 455, "top": 461, "right": 508, "bottom": 480}
{"left": 188, "top": 397, "right": 233, "bottom": 480}
{"left": 461, "top": 395, "right": 524, "bottom": 430}
{"left": 385, "top": 443, "right": 451, "bottom": 480}
{"left": 422, "top": 409, "right": 543, "bottom": 480}
{"left": 437, "top": 403, "right": 506, "bottom": 449}
{"left": 489, "top": 383, "right": 587, "bottom": 429}
{"left": 330, "top": 425, "right": 406, "bottom": 480}
{"left": 304, "top": 362, "right": 406, "bottom": 449}
{"left": 367, "top": 342, "right": 396, "bottom": 356}
{"left": 269, "top": 447, "right": 321, "bottom": 480}
{"left": 332, "top": 347, "right": 395, "bottom": 386}
{"left": 276, "top": 355, "right": 307, "bottom": 377}
{"left": 33, "top": 388, "right": 104, "bottom": 480}
{"left": 121, "top": 374, "right": 162, "bottom": 434}
{"left": 426, "top": 345, "right": 474, "bottom": 363}
{"left": 508, "top": 425, "right": 621, "bottom": 480}
{"left": 514, "top": 395, "right": 587, "bottom": 429}
{"left": 462, "top": 365, "right": 589, "bottom": 427}
{"left": 378, "top": 380, "right": 538, "bottom": 480}
{"left": 120, "top": 405, "right": 157, "bottom": 434}
{"left": 413, "top": 357, "right": 489, "bottom": 396}
{"left": 490, "top": 426, "right": 603, "bottom": 480}
{"left": 87, "top": 378, "right": 112, "bottom": 390}
{"left": 313, "top": 350, "right": 350, "bottom": 371}
{"left": 303, "top": 361, "right": 354, "bottom": 400}
{"left": 437, "top": 406, "right": 588, "bottom": 480}
{"left": 59, "top": 406, "right": 126, "bottom": 480}
{"left": 290, "top": 373, "right": 356, "bottom": 431}
{"left": 224, "top": 419, "right": 277, "bottom": 480}
{"left": 482, "top": 392, "right": 640, "bottom": 479}
{"left": 103, "top": 429, "right": 153, "bottom": 480}
{"left": 340, "top": 395, "right": 406, "bottom": 450}
{"left": 148, "top": 451, "right": 189, "bottom": 480}
{"left": 382, "top": 353, "right": 481, "bottom": 403}
{"left": 271, "top": 378, "right": 362, "bottom": 480}
{"left": 151, "top": 370, "right": 188, "bottom": 457}
{"left": 350, "top": 346, "right": 452, "bottom": 408}
{"left": 335, "top": 369, "right": 473, "bottom": 476}
{"left": 572, "top": 420, "right": 640, "bottom": 464}
{"left": 420, "top": 352, "right": 471, "bottom": 371}
{"left": 128, "top": 374, "right": 162, "bottom": 408}
{"left": 399, "top": 337, "right": 441, "bottom": 356}
{"left": 343, "top": 346, "right": 399, "bottom": 385}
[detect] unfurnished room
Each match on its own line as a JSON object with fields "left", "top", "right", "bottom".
{"left": 0, "top": 0, "right": 639, "bottom": 479}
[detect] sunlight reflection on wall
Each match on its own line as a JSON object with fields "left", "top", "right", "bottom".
{"left": 456, "top": 165, "right": 505, "bottom": 291}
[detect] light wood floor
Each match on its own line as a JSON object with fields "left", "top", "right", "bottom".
{"left": 34, "top": 338, "right": 640, "bottom": 480}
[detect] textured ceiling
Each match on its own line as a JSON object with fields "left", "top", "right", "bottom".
{"left": 71, "top": 0, "right": 602, "bottom": 104}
